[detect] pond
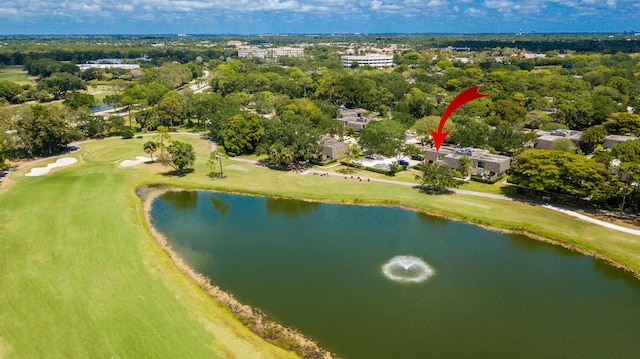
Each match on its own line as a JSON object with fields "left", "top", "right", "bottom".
{"left": 150, "top": 191, "right": 640, "bottom": 358}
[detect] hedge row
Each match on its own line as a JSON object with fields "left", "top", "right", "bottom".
{"left": 309, "top": 158, "right": 338, "bottom": 166}
{"left": 470, "top": 174, "right": 505, "bottom": 184}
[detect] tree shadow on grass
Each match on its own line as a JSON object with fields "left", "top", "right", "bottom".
{"left": 416, "top": 185, "right": 455, "bottom": 195}
{"left": 337, "top": 167, "right": 359, "bottom": 175}
{"left": 160, "top": 168, "right": 195, "bottom": 177}
{"left": 207, "top": 171, "right": 226, "bottom": 179}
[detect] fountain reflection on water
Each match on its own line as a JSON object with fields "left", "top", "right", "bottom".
{"left": 382, "top": 255, "right": 434, "bottom": 283}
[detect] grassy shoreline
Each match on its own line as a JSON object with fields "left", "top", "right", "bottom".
{"left": 139, "top": 185, "right": 333, "bottom": 359}
{"left": 1, "top": 135, "right": 640, "bottom": 357}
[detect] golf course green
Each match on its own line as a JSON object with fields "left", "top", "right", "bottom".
{"left": 1, "top": 134, "right": 639, "bottom": 358}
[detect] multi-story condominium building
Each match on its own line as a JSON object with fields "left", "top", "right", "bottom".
{"left": 238, "top": 47, "right": 304, "bottom": 59}
{"left": 238, "top": 47, "right": 269, "bottom": 59}
{"left": 268, "top": 47, "right": 305, "bottom": 58}
{"left": 423, "top": 146, "right": 511, "bottom": 179}
{"left": 341, "top": 54, "right": 394, "bottom": 68}
{"left": 77, "top": 64, "right": 140, "bottom": 71}
{"left": 227, "top": 40, "right": 244, "bottom": 47}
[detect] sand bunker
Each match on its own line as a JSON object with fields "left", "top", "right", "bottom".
{"left": 25, "top": 157, "right": 78, "bottom": 177}
{"left": 120, "top": 156, "right": 153, "bottom": 167}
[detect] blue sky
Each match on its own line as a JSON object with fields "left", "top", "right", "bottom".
{"left": 0, "top": 0, "right": 638, "bottom": 35}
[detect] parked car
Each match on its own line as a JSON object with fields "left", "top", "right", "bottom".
{"left": 398, "top": 159, "right": 410, "bottom": 166}
{"left": 411, "top": 155, "right": 424, "bottom": 161}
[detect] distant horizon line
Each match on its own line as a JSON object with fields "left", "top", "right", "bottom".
{"left": 0, "top": 31, "right": 638, "bottom": 37}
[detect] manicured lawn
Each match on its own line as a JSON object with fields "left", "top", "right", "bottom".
{"left": 1, "top": 134, "right": 640, "bottom": 357}
{"left": 0, "top": 66, "right": 32, "bottom": 85}
{"left": 0, "top": 136, "right": 297, "bottom": 359}
{"left": 459, "top": 178, "right": 519, "bottom": 196}
{"left": 91, "top": 90, "right": 117, "bottom": 103}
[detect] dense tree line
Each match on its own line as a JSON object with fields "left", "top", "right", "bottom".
{"left": 2, "top": 35, "right": 640, "bottom": 212}
{"left": 0, "top": 105, "right": 77, "bottom": 157}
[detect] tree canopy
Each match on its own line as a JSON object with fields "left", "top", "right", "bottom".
{"left": 510, "top": 149, "right": 611, "bottom": 198}
{"left": 166, "top": 140, "right": 196, "bottom": 172}
{"left": 358, "top": 120, "right": 407, "bottom": 157}
{"left": 420, "top": 162, "right": 461, "bottom": 191}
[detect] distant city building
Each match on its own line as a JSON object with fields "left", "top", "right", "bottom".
{"left": 423, "top": 146, "right": 511, "bottom": 178}
{"left": 238, "top": 47, "right": 268, "bottom": 59}
{"left": 341, "top": 54, "right": 394, "bottom": 68}
{"left": 523, "top": 53, "right": 547, "bottom": 59}
{"left": 227, "top": 40, "right": 244, "bottom": 47}
{"left": 269, "top": 47, "right": 305, "bottom": 58}
{"left": 453, "top": 57, "right": 471, "bottom": 64}
{"left": 237, "top": 46, "right": 304, "bottom": 59}
{"left": 92, "top": 58, "right": 122, "bottom": 64}
{"left": 77, "top": 64, "right": 140, "bottom": 72}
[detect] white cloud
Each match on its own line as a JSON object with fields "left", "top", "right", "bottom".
{"left": 0, "top": 7, "right": 19, "bottom": 16}
{"left": 0, "top": 0, "right": 637, "bottom": 32}
{"left": 426, "top": 0, "right": 447, "bottom": 6}
{"left": 370, "top": 1, "right": 403, "bottom": 12}
{"left": 465, "top": 7, "right": 486, "bottom": 15}
{"left": 484, "top": 0, "right": 513, "bottom": 11}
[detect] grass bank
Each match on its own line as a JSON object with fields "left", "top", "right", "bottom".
{"left": 1, "top": 135, "right": 640, "bottom": 357}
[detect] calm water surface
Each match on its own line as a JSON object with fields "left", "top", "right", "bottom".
{"left": 150, "top": 191, "right": 640, "bottom": 358}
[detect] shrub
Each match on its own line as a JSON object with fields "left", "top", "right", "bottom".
{"left": 309, "top": 158, "right": 338, "bottom": 166}
{"left": 471, "top": 174, "right": 505, "bottom": 184}
{"left": 120, "top": 128, "right": 134, "bottom": 139}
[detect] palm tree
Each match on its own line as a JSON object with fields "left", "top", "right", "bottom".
{"left": 143, "top": 140, "right": 158, "bottom": 161}
{"left": 153, "top": 126, "right": 171, "bottom": 161}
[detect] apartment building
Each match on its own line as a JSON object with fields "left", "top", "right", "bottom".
{"left": 341, "top": 54, "right": 394, "bottom": 68}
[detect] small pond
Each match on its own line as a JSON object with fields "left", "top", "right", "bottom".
{"left": 150, "top": 191, "right": 640, "bottom": 358}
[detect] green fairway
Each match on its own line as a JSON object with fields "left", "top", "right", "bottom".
{"left": 88, "top": 85, "right": 117, "bottom": 103}
{"left": 0, "top": 66, "right": 32, "bottom": 85}
{"left": 1, "top": 135, "right": 640, "bottom": 358}
{"left": 0, "top": 136, "right": 297, "bottom": 358}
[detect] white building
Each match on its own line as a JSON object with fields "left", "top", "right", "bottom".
{"left": 238, "top": 46, "right": 304, "bottom": 59}
{"left": 238, "top": 47, "right": 268, "bottom": 59}
{"left": 269, "top": 47, "right": 305, "bottom": 58}
{"left": 77, "top": 64, "right": 140, "bottom": 72}
{"left": 227, "top": 40, "right": 244, "bottom": 47}
{"left": 341, "top": 54, "right": 394, "bottom": 68}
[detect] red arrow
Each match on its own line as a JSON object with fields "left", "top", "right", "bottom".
{"left": 430, "top": 86, "right": 490, "bottom": 152}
